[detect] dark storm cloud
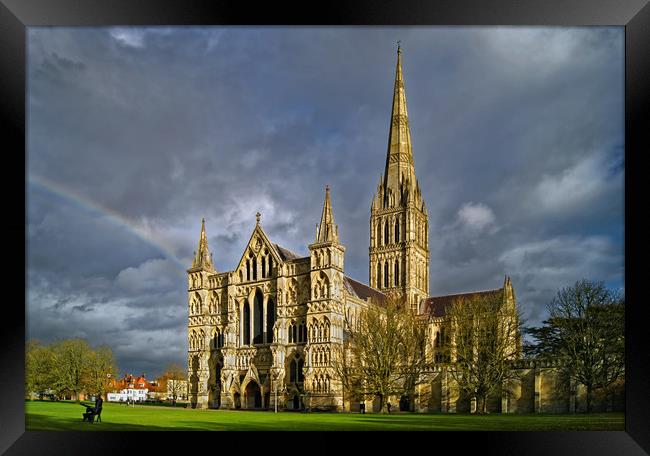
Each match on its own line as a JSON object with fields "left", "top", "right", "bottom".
{"left": 27, "top": 27, "right": 624, "bottom": 377}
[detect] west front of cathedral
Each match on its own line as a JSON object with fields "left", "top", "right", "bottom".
{"left": 186, "top": 48, "right": 571, "bottom": 414}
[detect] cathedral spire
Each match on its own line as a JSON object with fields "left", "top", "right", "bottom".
{"left": 316, "top": 185, "right": 339, "bottom": 244}
{"left": 383, "top": 43, "right": 415, "bottom": 204}
{"left": 192, "top": 218, "right": 215, "bottom": 271}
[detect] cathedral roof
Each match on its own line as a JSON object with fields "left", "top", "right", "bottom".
{"left": 344, "top": 276, "right": 386, "bottom": 305}
{"left": 273, "top": 244, "right": 303, "bottom": 261}
{"left": 420, "top": 289, "right": 503, "bottom": 317}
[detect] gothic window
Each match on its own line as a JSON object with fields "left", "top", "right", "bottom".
{"left": 394, "top": 260, "right": 399, "bottom": 287}
{"left": 289, "top": 355, "right": 304, "bottom": 383}
{"left": 384, "top": 220, "right": 389, "bottom": 245}
{"left": 253, "top": 290, "right": 264, "bottom": 344}
{"left": 376, "top": 223, "right": 381, "bottom": 247}
{"left": 298, "top": 321, "right": 306, "bottom": 343}
{"left": 297, "top": 358, "right": 304, "bottom": 382}
{"left": 290, "top": 357, "right": 297, "bottom": 382}
{"left": 395, "top": 218, "right": 400, "bottom": 242}
{"left": 384, "top": 262, "right": 389, "bottom": 288}
{"left": 315, "top": 272, "right": 329, "bottom": 300}
{"left": 253, "top": 258, "right": 258, "bottom": 281}
{"left": 266, "top": 299, "right": 275, "bottom": 343}
{"left": 377, "top": 262, "right": 382, "bottom": 288}
{"left": 246, "top": 261, "right": 250, "bottom": 281}
{"left": 199, "top": 329, "right": 205, "bottom": 349}
{"left": 269, "top": 256, "right": 273, "bottom": 276}
{"left": 288, "top": 321, "right": 295, "bottom": 343}
{"left": 243, "top": 300, "right": 251, "bottom": 345}
{"left": 262, "top": 255, "right": 266, "bottom": 278}
{"left": 214, "top": 329, "right": 224, "bottom": 349}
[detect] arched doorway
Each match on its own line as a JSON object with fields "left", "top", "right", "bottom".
{"left": 293, "top": 394, "right": 300, "bottom": 410}
{"left": 233, "top": 392, "right": 241, "bottom": 409}
{"left": 245, "top": 382, "right": 262, "bottom": 409}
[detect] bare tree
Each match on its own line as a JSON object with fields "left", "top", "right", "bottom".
{"left": 525, "top": 279, "right": 624, "bottom": 412}
{"left": 444, "top": 291, "right": 522, "bottom": 414}
{"left": 332, "top": 294, "right": 430, "bottom": 413}
{"left": 161, "top": 363, "right": 187, "bottom": 405}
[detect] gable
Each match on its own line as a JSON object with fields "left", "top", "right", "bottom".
{"left": 233, "top": 224, "right": 286, "bottom": 274}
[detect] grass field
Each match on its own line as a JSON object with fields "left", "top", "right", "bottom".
{"left": 25, "top": 401, "right": 624, "bottom": 431}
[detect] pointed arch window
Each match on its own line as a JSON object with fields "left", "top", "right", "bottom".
{"left": 394, "top": 259, "right": 399, "bottom": 287}
{"left": 253, "top": 258, "right": 258, "bottom": 281}
{"left": 384, "top": 220, "right": 389, "bottom": 245}
{"left": 268, "top": 256, "right": 273, "bottom": 276}
{"left": 376, "top": 223, "right": 382, "bottom": 247}
{"left": 377, "top": 262, "right": 382, "bottom": 288}
{"left": 242, "top": 300, "right": 251, "bottom": 345}
{"left": 261, "top": 256, "right": 266, "bottom": 278}
{"left": 266, "top": 299, "right": 275, "bottom": 343}
{"left": 384, "top": 261, "right": 389, "bottom": 288}
{"left": 253, "top": 290, "right": 263, "bottom": 344}
{"left": 395, "top": 218, "right": 400, "bottom": 242}
{"left": 290, "top": 356, "right": 297, "bottom": 382}
{"left": 246, "top": 261, "right": 250, "bottom": 281}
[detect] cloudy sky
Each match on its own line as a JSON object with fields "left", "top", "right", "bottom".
{"left": 26, "top": 27, "right": 624, "bottom": 378}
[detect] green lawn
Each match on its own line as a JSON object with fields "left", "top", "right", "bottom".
{"left": 25, "top": 400, "right": 624, "bottom": 431}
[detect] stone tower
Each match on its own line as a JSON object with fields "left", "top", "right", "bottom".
{"left": 187, "top": 218, "right": 216, "bottom": 409}
{"left": 307, "top": 186, "right": 346, "bottom": 408}
{"left": 369, "top": 45, "right": 429, "bottom": 311}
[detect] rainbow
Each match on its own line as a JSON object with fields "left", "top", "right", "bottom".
{"left": 28, "top": 174, "right": 188, "bottom": 271}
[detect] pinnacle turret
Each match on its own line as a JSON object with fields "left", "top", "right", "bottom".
{"left": 316, "top": 186, "right": 339, "bottom": 244}
{"left": 192, "top": 218, "right": 215, "bottom": 271}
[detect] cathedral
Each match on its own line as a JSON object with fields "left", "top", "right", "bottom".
{"left": 186, "top": 46, "right": 520, "bottom": 412}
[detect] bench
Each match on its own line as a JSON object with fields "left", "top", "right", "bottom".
{"left": 82, "top": 406, "right": 102, "bottom": 423}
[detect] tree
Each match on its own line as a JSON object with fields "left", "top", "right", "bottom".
{"left": 444, "top": 290, "right": 522, "bottom": 414}
{"left": 332, "top": 293, "right": 430, "bottom": 413}
{"left": 524, "top": 279, "right": 624, "bottom": 412}
{"left": 160, "top": 363, "right": 187, "bottom": 405}
{"left": 49, "top": 339, "right": 93, "bottom": 400}
{"left": 25, "top": 340, "right": 54, "bottom": 399}
{"left": 83, "top": 345, "right": 118, "bottom": 397}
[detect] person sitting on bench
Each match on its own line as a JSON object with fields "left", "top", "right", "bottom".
{"left": 82, "top": 394, "right": 103, "bottom": 423}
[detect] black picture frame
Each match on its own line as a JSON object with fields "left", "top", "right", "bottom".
{"left": 4, "top": 0, "right": 648, "bottom": 453}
